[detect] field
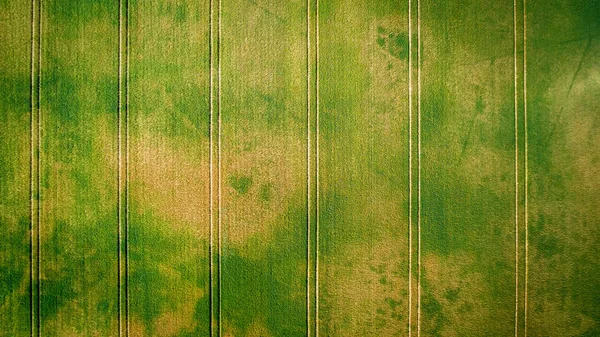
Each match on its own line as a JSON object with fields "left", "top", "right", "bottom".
{"left": 0, "top": 0, "right": 599, "bottom": 336}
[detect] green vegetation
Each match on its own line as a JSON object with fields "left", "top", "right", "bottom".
{"left": 0, "top": 0, "right": 598, "bottom": 336}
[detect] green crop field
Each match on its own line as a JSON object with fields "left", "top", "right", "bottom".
{"left": 0, "top": 0, "right": 598, "bottom": 336}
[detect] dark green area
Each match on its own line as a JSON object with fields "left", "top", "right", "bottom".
{"left": 526, "top": 0, "right": 600, "bottom": 335}
{"left": 222, "top": 201, "right": 307, "bottom": 337}
{"left": 129, "top": 207, "right": 208, "bottom": 335}
{"left": 1, "top": 2, "right": 36, "bottom": 335}
{"left": 229, "top": 175, "right": 253, "bottom": 195}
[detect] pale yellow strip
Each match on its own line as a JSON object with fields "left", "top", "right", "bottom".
{"left": 117, "top": 0, "right": 123, "bottom": 334}
{"left": 523, "top": 0, "right": 529, "bottom": 335}
{"left": 117, "top": 0, "right": 131, "bottom": 334}
{"left": 306, "top": 0, "right": 312, "bottom": 334}
{"left": 209, "top": 0, "right": 215, "bottom": 334}
{"left": 417, "top": 0, "right": 422, "bottom": 335}
{"left": 125, "top": 1, "right": 131, "bottom": 330}
{"left": 30, "top": 0, "right": 41, "bottom": 335}
{"left": 408, "top": 0, "right": 413, "bottom": 334}
{"left": 315, "top": 0, "right": 320, "bottom": 334}
{"left": 513, "top": 0, "right": 520, "bottom": 335}
{"left": 217, "top": 0, "right": 223, "bottom": 334}
{"left": 36, "top": 1, "right": 42, "bottom": 335}
{"left": 30, "top": 1, "right": 36, "bottom": 335}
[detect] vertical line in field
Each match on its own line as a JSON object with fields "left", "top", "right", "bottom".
{"left": 306, "top": 0, "right": 311, "bottom": 334}
{"left": 29, "top": 0, "right": 40, "bottom": 335}
{"left": 209, "top": 0, "right": 215, "bottom": 334}
{"left": 29, "top": 1, "right": 35, "bottom": 335}
{"left": 416, "top": 0, "right": 422, "bottom": 335}
{"left": 117, "top": 0, "right": 123, "bottom": 334}
{"left": 513, "top": 0, "right": 519, "bottom": 335}
{"left": 217, "top": 0, "right": 222, "bottom": 334}
{"left": 125, "top": 0, "right": 131, "bottom": 333}
{"left": 36, "top": 0, "right": 42, "bottom": 335}
{"left": 523, "top": 0, "right": 528, "bottom": 334}
{"left": 408, "top": 0, "right": 413, "bottom": 334}
{"left": 117, "top": 0, "right": 127, "bottom": 334}
{"left": 315, "top": 0, "right": 320, "bottom": 334}
{"left": 117, "top": 0, "right": 130, "bottom": 334}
